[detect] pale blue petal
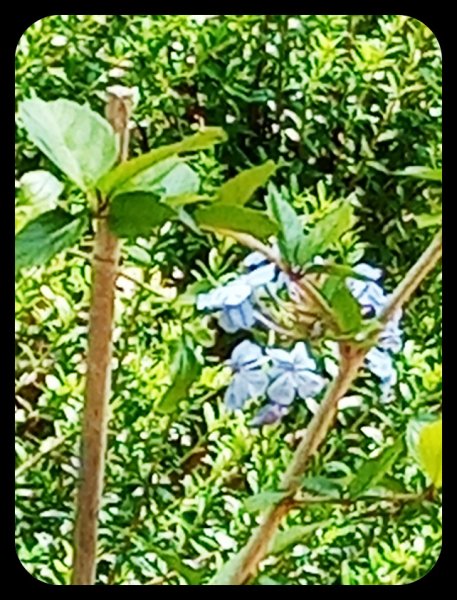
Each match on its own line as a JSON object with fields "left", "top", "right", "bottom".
{"left": 196, "top": 286, "right": 227, "bottom": 311}
{"left": 292, "top": 342, "right": 316, "bottom": 371}
{"left": 266, "top": 348, "right": 293, "bottom": 366}
{"left": 230, "top": 340, "right": 264, "bottom": 368}
{"left": 251, "top": 403, "right": 288, "bottom": 427}
{"left": 224, "top": 374, "right": 250, "bottom": 411}
{"left": 219, "top": 299, "right": 255, "bottom": 332}
{"left": 244, "top": 251, "right": 268, "bottom": 269}
{"left": 241, "top": 263, "right": 277, "bottom": 287}
{"left": 223, "top": 282, "right": 252, "bottom": 306}
{"left": 295, "top": 371, "right": 326, "bottom": 399}
{"left": 353, "top": 263, "right": 383, "bottom": 281}
{"left": 267, "top": 372, "right": 296, "bottom": 406}
{"left": 245, "top": 369, "right": 269, "bottom": 397}
{"left": 366, "top": 348, "right": 394, "bottom": 380}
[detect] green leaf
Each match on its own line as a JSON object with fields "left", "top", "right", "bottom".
{"left": 115, "top": 157, "right": 181, "bottom": 194}
{"left": 416, "top": 418, "right": 442, "bottom": 488}
{"left": 348, "top": 437, "right": 404, "bottom": 499}
{"left": 394, "top": 166, "right": 442, "bottom": 182}
{"left": 153, "top": 549, "right": 204, "bottom": 585}
{"left": 323, "top": 277, "right": 362, "bottom": 333}
{"left": 16, "top": 208, "right": 89, "bottom": 274}
{"left": 161, "top": 163, "right": 200, "bottom": 197}
{"left": 216, "top": 160, "right": 276, "bottom": 205}
{"left": 157, "top": 339, "right": 201, "bottom": 414}
{"left": 302, "top": 476, "right": 343, "bottom": 498}
{"left": 296, "top": 203, "right": 354, "bottom": 266}
{"left": 271, "top": 521, "right": 332, "bottom": 555}
{"left": 98, "top": 127, "right": 227, "bottom": 196}
{"left": 108, "top": 192, "right": 174, "bottom": 239}
{"left": 194, "top": 205, "right": 278, "bottom": 240}
{"left": 257, "top": 576, "right": 282, "bottom": 585}
{"left": 414, "top": 212, "right": 442, "bottom": 229}
{"left": 406, "top": 414, "right": 437, "bottom": 464}
{"left": 305, "top": 262, "right": 372, "bottom": 281}
{"left": 243, "top": 491, "right": 286, "bottom": 513}
{"left": 18, "top": 98, "right": 117, "bottom": 191}
{"left": 266, "top": 184, "right": 305, "bottom": 264}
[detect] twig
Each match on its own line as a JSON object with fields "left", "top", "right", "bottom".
{"left": 71, "top": 87, "right": 134, "bottom": 585}
{"left": 212, "top": 229, "right": 442, "bottom": 585}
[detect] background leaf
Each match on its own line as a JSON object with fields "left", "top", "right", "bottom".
{"left": 216, "top": 160, "right": 276, "bottom": 205}
{"left": 194, "top": 205, "right": 278, "bottom": 240}
{"left": 18, "top": 98, "right": 117, "bottom": 191}
{"left": 348, "top": 437, "right": 404, "bottom": 498}
{"left": 296, "top": 203, "right": 354, "bottom": 266}
{"left": 243, "top": 490, "right": 286, "bottom": 513}
{"left": 394, "top": 166, "right": 442, "bottom": 182}
{"left": 270, "top": 521, "right": 332, "bottom": 555}
{"left": 108, "top": 192, "right": 174, "bottom": 239}
{"left": 16, "top": 208, "right": 88, "bottom": 273}
{"left": 417, "top": 418, "right": 442, "bottom": 488}
{"left": 156, "top": 339, "right": 201, "bottom": 414}
{"left": 98, "top": 127, "right": 226, "bottom": 196}
{"left": 266, "top": 184, "right": 305, "bottom": 264}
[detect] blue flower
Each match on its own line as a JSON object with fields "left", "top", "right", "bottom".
{"left": 224, "top": 340, "right": 269, "bottom": 410}
{"left": 250, "top": 403, "right": 289, "bottom": 427}
{"left": 266, "top": 342, "right": 326, "bottom": 406}
{"left": 347, "top": 263, "right": 403, "bottom": 401}
{"left": 197, "top": 281, "right": 255, "bottom": 333}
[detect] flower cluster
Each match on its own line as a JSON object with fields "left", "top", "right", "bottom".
{"left": 347, "top": 264, "right": 403, "bottom": 401}
{"left": 196, "top": 251, "right": 404, "bottom": 422}
{"left": 196, "top": 250, "right": 287, "bottom": 333}
{"left": 225, "top": 340, "right": 326, "bottom": 426}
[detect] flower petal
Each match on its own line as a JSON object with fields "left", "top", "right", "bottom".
{"left": 241, "top": 263, "right": 277, "bottom": 287}
{"left": 223, "top": 282, "right": 252, "bottom": 306}
{"left": 224, "top": 374, "right": 250, "bottom": 411}
{"left": 243, "top": 251, "right": 269, "bottom": 269}
{"left": 196, "top": 286, "right": 228, "bottom": 311}
{"left": 251, "top": 403, "right": 288, "bottom": 427}
{"left": 245, "top": 369, "right": 269, "bottom": 397}
{"left": 295, "top": 371, "right": 326, "bottom": 399}
{"left": 353, "top": 263, "right": 383, "bottom": 281}
{"left": 292, "top": 342, "right": 316, "bottom": 371}
{"left": 230, "top": 340, "right": 264, "bottom": 368}
{"left": 267, "top": 371, "right": 296, "bottom": 406}
{"left": 266, "top": 347, "right": 293, "bottom": 366}
{"left": 366, "top": 347, "right": 395, "bottom": 380}
{"left": 219, "top": 299, "right": 255, "bottom": 332}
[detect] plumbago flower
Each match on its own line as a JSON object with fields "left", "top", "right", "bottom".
{"left": 196, "top": 248, "right": 288, "bottom": 333}
{"left": 224, "top": 340, "right": 326, "bottom": 427}
{"left": 347, "top": 263, "right": 403, "bottom": 401}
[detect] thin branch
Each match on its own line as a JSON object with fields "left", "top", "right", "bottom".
{"left": 214, "top": 229, "right": 442, "bottom": 585}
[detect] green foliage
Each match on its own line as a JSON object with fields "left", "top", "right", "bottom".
{"left": 15, "top": 209, "right": 89, "bottom": 273}
{"left": 194, "top": 204, "right": 278, "bottom": 239}
{"left": 348, "top": 437, "right": 405, "bottom": 499}
{"left": 216, "top": 160, "right": 276, "bottom": 205}
{"left": 98, "top": 127, "right": 226, "bottom": 196}
{"left": 18, "top": 98, "right": 117, "bottom": 191}
{"left": 108, "top": 192, "right": 174, "bottom": 238}
{"left": 15, "top": 15, "right": 441, "bottom": 586}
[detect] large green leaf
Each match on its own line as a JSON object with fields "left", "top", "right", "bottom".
{"left": 415, "top": 418, "right": 442, "bottom": 488}
{"left": 98, "top": 127, "right": 226, "bottom": 196}
{"left": 114, "top": 157, "right": 181, "bottom": 194}
{"left": 157, "top": 339, "right": 201, "bottom": 414}
{"left": 16, "top": 170, "right": 64, "bottom": 231}
{"left": 108, "top": 192, "right": 175, "bottom": 239}
{"left": 348, "top": 437, "right": 404, "bottom": 499}
{"left": 266, "top": 184, "right": 305, "bottom": 263}
{"left": 216, "top": 160, "right": 276, "bottom": 205}
{"left": 18, "top": 98, "right": 117, "bottom": 191}
{"left": 414, "top": 211, "right": 442, "bottom": 229}
{"left": 16, "top": 208, "right": 89, "bottom": 274}
{"left": 194, "top": 205, "right": 278, "bottom": 240}
{"left": 161, "top": 162, "right": 201, "bottom": 197}
{"left": 296, "top": 203, "right": 354, "bottom": 266}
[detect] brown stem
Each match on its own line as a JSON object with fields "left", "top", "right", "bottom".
{"left": 71, "top": 87, "right": 134, "bottom": 585}
{"left": 215, "top": 229, "right": 442, "bottom": 585}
